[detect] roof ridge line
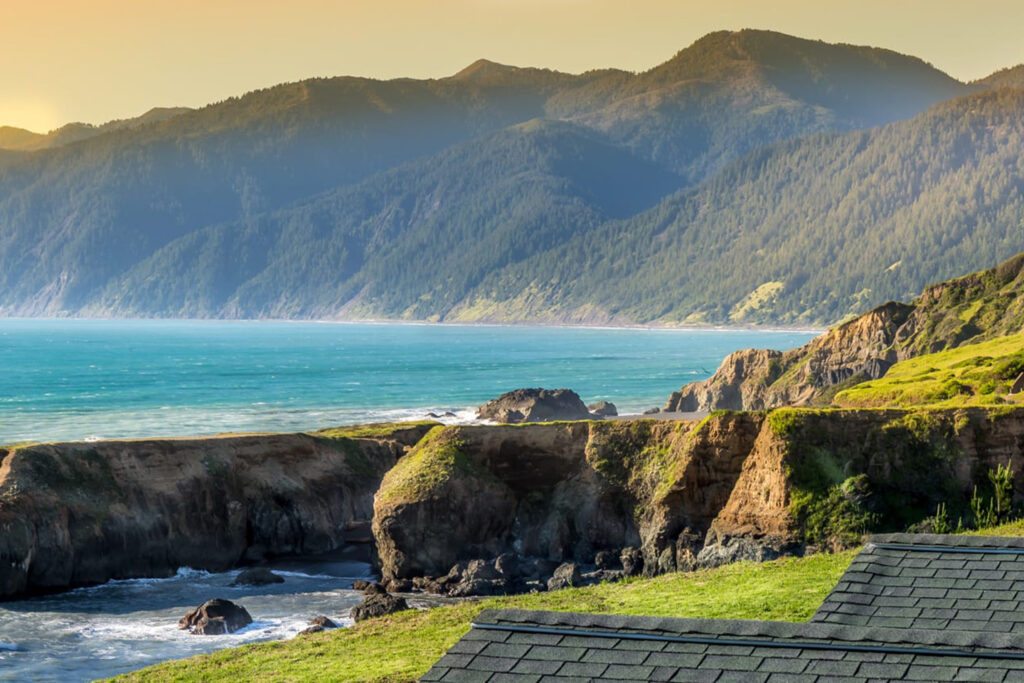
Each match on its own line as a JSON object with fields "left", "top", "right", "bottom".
{"left": 470, "top": 622, "right": 1024, "bottom": 660}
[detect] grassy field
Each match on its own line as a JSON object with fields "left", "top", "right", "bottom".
{"left": 834, "top": 333, "right": 1024, "bottom": 408}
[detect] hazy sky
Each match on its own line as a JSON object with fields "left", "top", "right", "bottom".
{"left": 3, "top": 0, "right": 1023, "bottom": 132}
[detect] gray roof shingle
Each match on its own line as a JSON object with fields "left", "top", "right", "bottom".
{"left": 423, "top": 608, "right": 1024, "bottom": 681}
{"left": 424, "top": 535, "right": 1024, "bottom": 681}
{"left": 813, "top": 534, "right": 1024, "bottom": 632}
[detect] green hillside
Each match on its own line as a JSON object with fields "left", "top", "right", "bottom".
{"left": 473, "top": 88, "right": 1024, "bottom": 325}
{"left": 835, "top": 334, "right": 1024, "bottom": 408}
{"left": 0, "top": 30, "right": 978, "bottom": 320}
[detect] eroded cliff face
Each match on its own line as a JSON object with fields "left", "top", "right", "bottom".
{"left": 0, "top": 426, "right": 431, "bottom": 599}
{"left": 373, "top": 409, "right": 1024, "bottom": 585}
{"left": 666, "top": 252, "right": 1024, "bottom": 411}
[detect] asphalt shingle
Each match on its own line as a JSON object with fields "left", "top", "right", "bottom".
{"left": 422, "top": 535, "right": 1024, "bottom": 681}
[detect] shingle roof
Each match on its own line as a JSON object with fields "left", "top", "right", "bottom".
{"left": 813, "top": 534, "right": 1024, "bottom": 632}
{"left": 423, "top": 608, "right": 1024, "bottom": 681}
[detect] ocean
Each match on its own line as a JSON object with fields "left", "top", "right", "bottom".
{"left": 0, "top": 318, "right": 816, "bottom": 680}
{"left": 0, "top": 319, "right": 816, "bottom": 445}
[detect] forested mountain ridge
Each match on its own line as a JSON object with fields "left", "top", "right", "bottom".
{"left": 0, "top": 29, "right": 1016, "bottom": 323}
{"left": 469, "top": 88, "right": 1024, "bottom": 326}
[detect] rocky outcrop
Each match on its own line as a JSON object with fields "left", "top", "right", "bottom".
{"left": 666, "top": 252, "right": 1024, "bottom": 411}
{"left": 0, "top": 424, "right": 432, "bottom": 600}
{"left": 351, "top": 591, "right": 409, "bottom": 622}
{"left": 588, "top": 402, "right": 618, "bottom": 417}
{"left": 299, "top": 615, "right": 339, "bottom": 635}
{"left": 179, "top": 598, "right": 253, "bottom": 635}
{"left": 373, "top": 409, "right": 1024, "bottom": 594}
{"left": 477, "top": 388, "right": 592, "bottom": 423}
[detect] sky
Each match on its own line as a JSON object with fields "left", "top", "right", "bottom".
{"left": 3, "top": 0, "right": 1023, "bottom": 133}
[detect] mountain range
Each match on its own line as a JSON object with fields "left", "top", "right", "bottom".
{"left": 1, "top": 29, "right": 1022, "bottom": 325}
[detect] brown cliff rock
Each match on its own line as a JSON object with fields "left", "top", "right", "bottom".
{"left": 666, "top": 252, "right": 1024, "bottom": 411}
{"left": 373, "top": 409, "right": 1024, "bottom": 593}
{"left": 0, "top": 423, "right": 432, "bottom": 600}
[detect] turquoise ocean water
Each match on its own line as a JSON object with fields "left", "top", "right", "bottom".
{"left": 0, "top": 319, "right": 816, "bottom": 444}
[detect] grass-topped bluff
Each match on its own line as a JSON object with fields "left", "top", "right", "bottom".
{"left": 667, "top": 250, "right": 1024, "bottom": 413}
{"left": 835, "top": 333, "right": 1024, "bottom": 408}
{"left": 368, "top": 407, "right": 1024, "bottom": 604}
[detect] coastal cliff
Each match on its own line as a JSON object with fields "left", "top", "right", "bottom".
{"left": 4, "top": 408, "right": 1022, "bottom": 601}
{"left": 372, "top": 408, "right": 1024, "bottom": 588}
{"left": 0, "top": 425, "right": 431, "bottom": 599}
{"left": 666, "top": 252, "right": 1024, "bottom": 411}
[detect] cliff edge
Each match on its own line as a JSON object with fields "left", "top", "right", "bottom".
{"left": 666, "top": 252, "right": 1024, "bottom": 411}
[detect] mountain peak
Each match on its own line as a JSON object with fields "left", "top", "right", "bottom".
{"left": 451, "top": 58, "right": 520, "bottom": 80}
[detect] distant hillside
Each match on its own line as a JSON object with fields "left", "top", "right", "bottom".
{"left": 0, "top": 29, "right": 1000, "bottom": 320}
{"left": 471, "top": 88, "right": 1024, "bottom": 326}
{"left": 94, "top": 120, "right": 680, "bottom": 318}
{"left": 666, "top": 250, "right": 1024, "bottom": 411}
{"left": 0, "top": 107, "right": 192, "bottom": 151}
{"left": 977, "top": 64, "right": 1024, "bottom": 89}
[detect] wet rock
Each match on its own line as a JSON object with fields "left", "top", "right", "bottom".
{"left": 477, "top": 388, "right": 591, "bottom": 423}
{"left": 547, "top": 562, "right": 582, "bottom": 591}
{"left": 588, "top": 401, "right": 618, "bottom": 417}
{"left": 643, "top": 407, "right": 660, "bottom": 415}
{"left": 383, "top": 578, "right": 413, "bottom": 593}
{"left": 351, "top": 592, "right": 410, "bottom": 622}
{"left": 352, "top": 580, "right": 370, "bottom": 591}
{"left": 231, "top": 567, "right": 284, "bottom": 586}
{"left": 362, "top": 582, "right": 387, "bottom": 595}
{"left": 298, "top": 615, "right": 339, "bottom": 635}
{"left": 179, "top": 598, "right": 253, "bottom": 635}
{"left": 620, "top": 547, "right": 644, "bottom": 577}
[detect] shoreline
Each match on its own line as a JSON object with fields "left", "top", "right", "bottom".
{"left": 0, "top": 314, "right": 827, "bottom": 335}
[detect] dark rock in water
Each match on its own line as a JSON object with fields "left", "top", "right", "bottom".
{"left": 352, "top": 580, "right": 371, "bottom": 591}
{"left": 362, "top": 581, "right": 387, "bottom": 595}
{"left": 477, "top": 388, "right": 591, "bottom": 423}
{"left": 427, "top": 412, "right": 441, "bottom": 418}
{"left": 179, "top": 598, "right": 253, "bottom": 635}
{"left": 547, "top": 562, "right": 582, "bottom": 591}
{"left": 643, "top": 407, "right": 660, "bottom": 415}
{"left": 588, "top": 401, "right": 618, "bottom": 417}
{"left": 621, "top": 547, "right": 644, "bottom": 577}
{"left": 300, "top": 615, "right": 339, "bottom": 635}
{"left": 298, "top": 615, "right": 339, "bottom": 635}
{"left": 443, "top": 412, "right": 457, "bottom": 417}
{"left": 351, "top": 592, "right": 409, "bottom": 622}
{"left": 231, "top": 567, "right": 284, "bottom": 586}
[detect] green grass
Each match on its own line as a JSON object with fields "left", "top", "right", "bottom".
{"left": 311, "top": 422, "right": 439, "bottom": 440}
{"left": 835, "top": 333, "right": 1024, "bottom": 408}
{"left": 110, "top": 551, "right": 854, "bottom": 682}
